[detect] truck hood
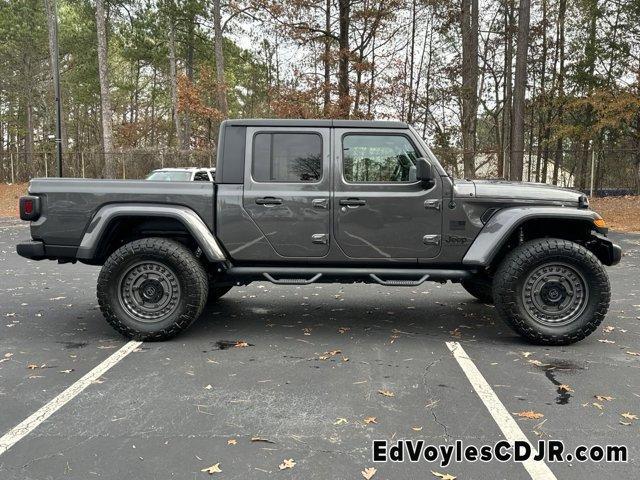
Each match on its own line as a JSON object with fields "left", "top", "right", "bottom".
{"left": 471, "top": 180, "right": 583, "bottom": 205}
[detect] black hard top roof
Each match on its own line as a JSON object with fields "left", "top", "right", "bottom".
{"left": 222, "top": 118, "right": 409, "bottom": 129}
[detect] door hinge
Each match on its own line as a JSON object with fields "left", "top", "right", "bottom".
{"left": 312, "top": 233, "right": 329, "bottom": 244}
{"left": 422, "top": 234, "right": 441, "bottom": 246}
{"left": 424, "top": 199, "right": 441, "bottom": 210}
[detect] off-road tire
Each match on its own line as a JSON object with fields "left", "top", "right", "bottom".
{"left": 493, "top": 238, "right": 610, "bottom": 345}
{"left": 462, "top": 277, "right": 494, "bottom": 304}
{"left": 97, "top": 237, "right": 208, "bottom": 341}
{"left": 208, "top": 286, "right": 233, "bottom": 304}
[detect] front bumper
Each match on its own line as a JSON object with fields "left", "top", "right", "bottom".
{"left": 610, "top": 242, "right": 623, "bottom": 265}
{"left": 588, "top": 233, "right": 622, "bottom": 266}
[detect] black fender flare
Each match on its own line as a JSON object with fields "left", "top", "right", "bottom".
{"left": 76, "top": 203, "right": 227, "bottom": 262}
{"left": 462, "top": 206, "right": 607, "bottom": 267}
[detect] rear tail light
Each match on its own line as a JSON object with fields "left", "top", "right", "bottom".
{"left": 19, "top": 196, "right": 41, "bottom": 221}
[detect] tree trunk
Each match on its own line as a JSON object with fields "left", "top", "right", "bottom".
{"left": 182, "top": 16, "right": 195, "bottom": 149}
{"left": 535, "top": 0, "right": 548, "bottom": 183}
{"left": 95, "top": 0, "right": 115, "bottom": 178}
{"left": 407, "top": 0, "right": 417, "bottom": 124}
{"left": 167, "top": 17, "right": 181, "bottom": 147}
{"left": 323, "top": 0, "right": 331, "bottom": 115}
{"left": 337, "top": 0, "right": 351, "bottom": 118}
{"left": 461, "top": 0, "right": 478, "bottom": 178}
{"left": 551, "top": 0, "right": 566, "bottom": 185}
{"left": 501, "top": 0, "right": 514, "bottom": 178}
{"left": 509, "top": 0, "right": 531, "bottom": 181}
{"left": 25, "top": 101, "right": 34, "bottom": 165}
{"left": 213, "top": 0, "right": 229, "bottom": 117}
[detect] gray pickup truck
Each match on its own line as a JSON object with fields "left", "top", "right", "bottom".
{"left": 17, "top": 119, "right": 621, "bottom": 344}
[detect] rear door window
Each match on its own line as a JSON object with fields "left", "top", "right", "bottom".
{"left": 252, "top": 132, "right": 322, "bottom": 182}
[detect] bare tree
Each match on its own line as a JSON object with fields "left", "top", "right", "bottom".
{"left": 95, "top": 0, "right": 116, "bottom": 178}
{"left": 461, "top": 0, "right": 478, "bottom": 177}
{"left": 323, "top": 0, "right": 331, "bottom": 114}
{"left": 167, "top": 13, "right": 181, "bottom": 147}
{"left": 213, "top": 0, "right": 229, "bottom": 117}
{"left": 551, "top": 0, "right": 566, "bottom": 185}
{"left": 337, "top": 0, "right": 351, "bottom": 118}
{"left": 501, "top": 0, "right": 514, "bottom": 178}
{"left": 509, "top": 0, "right": 531, "bottom": 181}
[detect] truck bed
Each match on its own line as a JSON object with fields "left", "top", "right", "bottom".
{"left": 27, "top": 178, "right": 214, "bottom": 247}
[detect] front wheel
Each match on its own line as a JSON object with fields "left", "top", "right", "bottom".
{"left": 97, "top": 238, "right": 208, "bottom": 341}
{"left": 493, "top": 238, "right": 610, "bottom": 345}
{"left": 462, "top": 276, "right": 493, "bottom": 304}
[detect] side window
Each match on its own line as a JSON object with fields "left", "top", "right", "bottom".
{"left": 252, "top": 132, "right": 322, "bottom": 182}
{"left": 193, "top": 171, "right": 210, "bottom": 181}
{"left": 343, "top": 134, "right": 419, "bottom": 183}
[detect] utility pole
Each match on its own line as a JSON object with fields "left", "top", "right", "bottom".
{"left": 45, "top": 0, "right": 64, "bottom": 177}
{"left": 589, "top": 142, "right": 596, "bottom": 197}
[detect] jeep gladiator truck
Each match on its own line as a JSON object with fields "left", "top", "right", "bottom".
{"left": 17, "top": 119, "right": 621, "bottom": 344}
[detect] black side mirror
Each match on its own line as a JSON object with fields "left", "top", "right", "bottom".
{"left": 416, "top": 158, "right": 434, "bottom": 183}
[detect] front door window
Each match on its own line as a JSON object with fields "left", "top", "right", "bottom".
{"left": 343, "top": 134, "right": 419, "bottom": 183}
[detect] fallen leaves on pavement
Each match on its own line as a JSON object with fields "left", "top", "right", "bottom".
{"left": 594, "top": 395, "right": 614, "bottom": 402}
{"left": 514, "top": 410, "right": 544, "bottom": 419}
{"left": 378, "top": 389, "right": 395, "bottom": 397}
{"left": 251, "top": 436, "right": 275, "bottom": 444}
{"left": 201, "top": 463, "right": 222, "bottom": 474}
{"left": 319, "top": 349, "right": 342, "bottom": 360}
{"left": 361, "top": 467, "right": 377, "bottom": 479}
{"left": 432, "top": 471, "right": 457, "bottom": 480}
{"left": 527, "top": 359, "right": 548, "bottom": 367}
{"left": 278, "top": 458, "right": 296, "bottom": 470}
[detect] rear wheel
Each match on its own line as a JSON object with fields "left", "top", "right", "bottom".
{"left": 461, "top": 276, "right": 493, "bottom": 304}
{"left": 208, "top": 285, "right": 233, "bottom": 304}
{"left": 97, "top": 238, "right": 208, "bottom": 341}
{"left": 493, "top": 238, "right": 610, "bottom": 345}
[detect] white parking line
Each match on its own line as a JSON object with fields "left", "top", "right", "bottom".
{"left": 446, "top": 341, "right": 557, "bottom": 480}
{"left": 0, "top": 340, "right": 142, "bottom": 456}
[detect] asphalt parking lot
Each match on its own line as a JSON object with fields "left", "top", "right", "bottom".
{"left": 0, "top": 217, "right": 638, "bottom": 479}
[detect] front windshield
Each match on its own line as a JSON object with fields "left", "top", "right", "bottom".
{"left": 146, "top": 171, "right": 192, "bottom": 181}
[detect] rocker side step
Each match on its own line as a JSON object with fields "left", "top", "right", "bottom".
{"left": 224, "top": 267, "right": 474, "bottom": 286}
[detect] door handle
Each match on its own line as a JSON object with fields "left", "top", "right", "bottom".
{"left": 339, "top": 198, "right": 367, "bottom": 207}
{"left": 255, "top": 197, "right": 283, "bottom": 206}
{"left": 312, "top": 198, "right": 329, "bottom": 209}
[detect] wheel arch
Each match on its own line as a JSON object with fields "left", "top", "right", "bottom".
{"left": 77, "top": 204, "right": 227, "bottom": 264}
{"left": 463, "top": 206, "right": 609, "bottom": 269}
